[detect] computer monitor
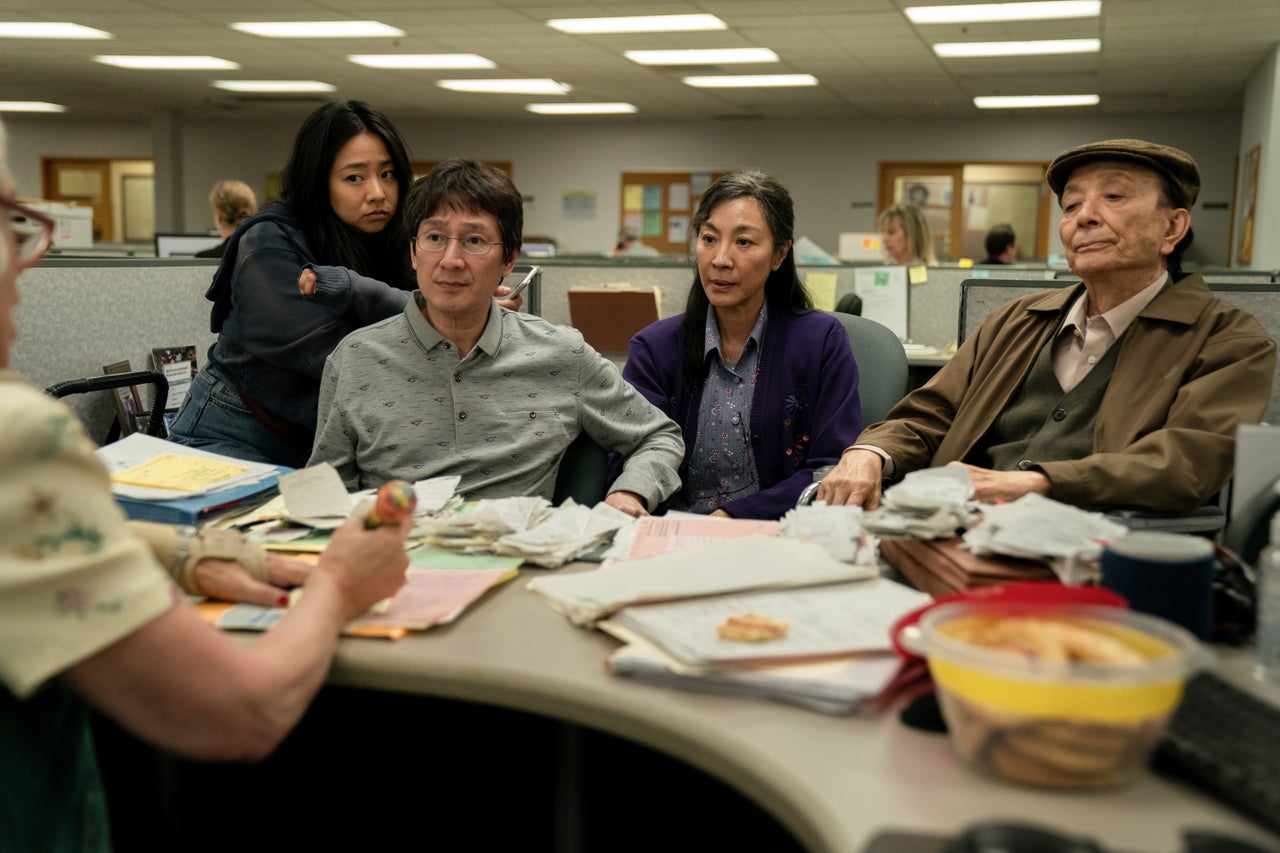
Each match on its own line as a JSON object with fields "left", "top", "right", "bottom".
{"left": 154, "top": 233, "right": 222, "bottom": 258}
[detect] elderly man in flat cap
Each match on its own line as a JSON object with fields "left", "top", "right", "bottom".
{"left": 817, "top": 138, "right": 1276, "bottom": 512}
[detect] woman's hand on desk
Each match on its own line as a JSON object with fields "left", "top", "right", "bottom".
{"left": 605, "top": 490, "right": 649, "bottom": 518}
{"left": 815, "top": 449, "right": 884, "bottom": 509}
{"left": 192, "top": 553, "right": 311, "bottom": 608}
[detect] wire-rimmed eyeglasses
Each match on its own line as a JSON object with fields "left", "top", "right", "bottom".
{"left": 413, "top": 231, "right": 503, "bottom": 256}
{"left": 2, "top": 195, "right": 55, "bottom": 268}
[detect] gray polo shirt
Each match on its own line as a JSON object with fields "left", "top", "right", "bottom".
{"left": 310, "top": 297, "right": 683, "bottom": 507}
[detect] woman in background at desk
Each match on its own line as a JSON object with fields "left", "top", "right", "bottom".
{"left": 879, "top": 201, "right": 937, "bottom": 266}
{"left": 194, "top": 179, "right": 256, "bottom": 259}
{"left": 170, "top": 100, "right": 520, "bottom": 468}
{"left": 619, "top": 170, "right": 863, "bottom": 519}
{"left": 0, "top": 118, "right": 412, "bottom": 851}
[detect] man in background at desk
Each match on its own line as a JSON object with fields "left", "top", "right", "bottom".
{"left": 818, "top": 138, "right": 1276, "bottom": 512}
{"left": 979, "top": 223, "right": 1017, "bottom": 265}
{"left": 310, "top": 159, "right": 682, "bottom": 516}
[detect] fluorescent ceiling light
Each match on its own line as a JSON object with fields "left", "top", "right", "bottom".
{"left": 547, "top": 14, "right": 726, "bottom": 34}
{"left": 626, "top": 48, "right": 778, "bottom": 65}
{"left": 527, "top": 102, "right": 637, "bottom": 115}
{"left": 94, "top": 55, "right": 240, "bottom": 70}
{"left": 0, "top": 22, "right": 111, "bottom": 38}
{"left": 438, "top": 78, "right": 571, "bottom": 95}
{"left": 906, "top": 1, "right": 1100, "bottom": 24}
{"left": 683, "top": 74, "right": 818, "bottom": 88}
{"left": 348, "top": 54, "right": 495, "bottom": 69}
{"left": 230, "top": 21, "right": 404, "bottom": 38}
{"left": 213, "top": 80, "right": 336, "bottom": 93}
{"left": 0, "top": 101, "right": 66, "bottom": 112}
{"left": 934, "top": 38, "right": 1100, "bottom": 57}
{"left": 975, "top": 94, "right": 1099, "bottom": 108}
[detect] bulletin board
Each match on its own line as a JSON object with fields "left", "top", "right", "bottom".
{"left": 619, "top": 171, "right": 727, "bottom": 254}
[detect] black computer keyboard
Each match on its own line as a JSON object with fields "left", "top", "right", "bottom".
{"left": 1153, "top": 671, "right": 1280, "bottom": 836}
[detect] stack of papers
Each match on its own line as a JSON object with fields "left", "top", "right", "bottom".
{"left": 96, "top": 433, "right": 282, "bottom": 525}
{"left": 962, "top": 493, "right": 1129, "bottom": 583}
{"left": 863, "top": 467, "right": 977, "bottom": 538}
{"left": 778, "top": 503, "right": 878, "bottom": 565}
{"left": 526, "top": 535, "right": 877, "bottom": 626}
{"left": 491, "top": 501, "right": 633, "bottom": 568}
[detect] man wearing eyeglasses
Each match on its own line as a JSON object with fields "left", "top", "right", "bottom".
{"left": 308, "top": 159, "right": 683, "bottom": 516}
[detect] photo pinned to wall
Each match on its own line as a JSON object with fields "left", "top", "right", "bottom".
{"left": 667, "top": 215, "right": 688, "bottom": 244}
{"left": 1236, "top": 144, "right": 1260, "bottom": 266}
{"left": 562, "top": 190, "right": 597, "bottom": 219}
{"left": 149, "top": 346, "right": 198, "bottom": 411}
{"left": 102, "top": 360, "right": 144, "bottom": 437}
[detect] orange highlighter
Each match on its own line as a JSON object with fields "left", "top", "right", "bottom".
{"left": 365, "top": 480, "right": 417, "bottom": 529}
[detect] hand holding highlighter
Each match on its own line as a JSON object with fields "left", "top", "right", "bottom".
{"left": 365, "top": 480, "right": 417, "bottom": 529}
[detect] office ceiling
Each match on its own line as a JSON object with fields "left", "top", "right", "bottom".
{"left": 1, "top": 0, "right": 1275, "bottom": 123}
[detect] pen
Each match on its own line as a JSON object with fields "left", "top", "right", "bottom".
{"left": 365, "top": 480, "right": 417, "bottom": 529}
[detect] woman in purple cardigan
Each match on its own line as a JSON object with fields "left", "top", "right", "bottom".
{"left": 619, "top": 171, "right": 863, "bottom": 519}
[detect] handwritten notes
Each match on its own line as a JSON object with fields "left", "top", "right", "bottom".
{"left": 109, "top": 453, "right": 249, "bottom": 491}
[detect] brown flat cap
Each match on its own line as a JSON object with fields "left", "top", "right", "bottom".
{"left": 1046, "top": 138, "right": 1200, "bottom": 207}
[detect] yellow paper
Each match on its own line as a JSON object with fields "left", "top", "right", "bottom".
{"left": 623, "top": 185, "right": 644, "bottom": 212}
{"left": 110, "top": 453, "right": 250, "bottom": 491}
{"left": 958, "top": 258, "right": 974, "bottom": 268}
{"left": 804, "top": 271, "right": 838, "bottom": 311}
{"left": 907, "top": 265, "right": 929, "bottom": 285}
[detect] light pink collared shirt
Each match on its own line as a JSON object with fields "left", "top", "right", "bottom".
{"left": 1052, "top": 272, "right": 1167, "bottom": 392}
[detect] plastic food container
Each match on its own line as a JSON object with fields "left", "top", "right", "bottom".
{"left": 914, "top": 600, "right": 1206, "bottom": 788}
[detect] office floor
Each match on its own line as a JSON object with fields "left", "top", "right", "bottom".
{"left": 95, "top": 686, "right": 807, "bottom": 852}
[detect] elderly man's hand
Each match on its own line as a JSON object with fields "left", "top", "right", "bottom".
{"left": 814, "top": 449, "right": 885, "bottom": 509}
{"left": 947, "top": 461, "right": 1050, "bottom": 504}
{"left": 605, "top": 490, "right": 649, "bottom": 517}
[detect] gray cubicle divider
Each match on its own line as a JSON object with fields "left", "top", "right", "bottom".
{"left": 14, "top": 259, "right": 219, "bottom": 441}
{"left": 960, "top": 277, "right": 1280, "bottom": 425}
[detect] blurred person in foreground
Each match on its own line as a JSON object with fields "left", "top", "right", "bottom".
{"left": 818, "top": 139, "right": 1275, "bottom": 512}
{"left": 0, "top": 118, "right": 411, "bottom": 851}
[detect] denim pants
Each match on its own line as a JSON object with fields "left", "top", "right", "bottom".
{"left": 167, "top": 363, "right": 312, "bottom": 468}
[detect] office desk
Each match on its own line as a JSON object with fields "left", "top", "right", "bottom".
{"left": 906, "top": 348, "right": 951, "bottom": 391}
{"left": 325, "top": 570, "right": 1279, "bottom": 853}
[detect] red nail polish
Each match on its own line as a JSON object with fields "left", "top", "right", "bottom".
{"left": 277, "top": 594, "right": 290, "bottom": 608}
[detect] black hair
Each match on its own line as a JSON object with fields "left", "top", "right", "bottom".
{"left": 278, "top": 100, "right": 414, "bottom": 286}
{"left": 679, "top": 169, "right": 810, "bottom": 393}
{"left": 984, "top": 224, "right": 1016, "bottom": 258}
{"left": 404, "top": 159, "right": 522, "bottom": 265}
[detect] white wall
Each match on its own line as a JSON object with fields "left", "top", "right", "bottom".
{"left": 2, "top": 110, "right": 1245, "bottom": 265}
{"left": 1241, "top": 45, "right": 1280, "bottom": 270}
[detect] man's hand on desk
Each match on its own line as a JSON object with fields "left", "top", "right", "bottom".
{"left": 815, "top": 449, "right": 884, "bottom": 509}
{"left": 192, "top": 553, "right": 311, "bottom": 608}
{"left": 605, "top": 490, "right": 649, "bottom": 517}
{"left": 947, "top": 461, "right": 1050, "bottom": 504}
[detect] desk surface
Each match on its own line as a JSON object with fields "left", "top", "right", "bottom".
{"left": 327, "top": 569, "right": 1280, "bottom": 853}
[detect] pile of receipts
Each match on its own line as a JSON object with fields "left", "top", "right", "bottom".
{"left": 861, "top": 467, "right": 978, "bottom": 538}
{"left": 233, "top": 463, "right": 636, "bottom": 568}
{"left": 961, "top": 492, "right": 1128, "bottom": 583}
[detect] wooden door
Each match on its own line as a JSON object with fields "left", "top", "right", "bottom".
{"left": 41, "top": 158, "right": 112, "bottom": 241}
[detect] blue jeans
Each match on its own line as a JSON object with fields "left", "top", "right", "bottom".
{"left": 167, "top": 363, "right": 312, "bottom": 468}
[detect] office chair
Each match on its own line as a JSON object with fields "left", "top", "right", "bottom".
{"left": 553, "top": 432, "right": 609, "bottom": 506}
{"left": 796, "top": 314, "right": 909, "bottom": 506}
{"left": 822, "top": 311, "right": 908, "bottom": 426}
{"left": 46, "top": 370, "right": 169, "bottom": 444}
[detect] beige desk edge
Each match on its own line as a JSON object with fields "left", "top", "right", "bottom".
{"left": 326, "top": 569, "right": 1278, "bottom": 853}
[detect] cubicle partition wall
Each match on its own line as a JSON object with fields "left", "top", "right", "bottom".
{"left": 960, "top": 278, "right": 1280, "bottom": 425}
{"left": 14, "top": 259, "right": 219, "bottom": 441}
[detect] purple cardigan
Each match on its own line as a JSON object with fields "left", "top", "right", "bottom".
{"left": 619, "top": 307, "right": 863, "bottom": 519}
